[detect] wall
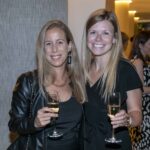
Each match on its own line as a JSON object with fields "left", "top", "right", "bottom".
{"left": 68, "top": 0, "right": 106, "bottom": 53}
{"left": 0, "top": 0, "right": 67, "bottom": 149}
{"left": 115, "top": 1, "right": 134, "bottom": 58}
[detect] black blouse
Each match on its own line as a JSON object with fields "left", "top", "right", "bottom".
{"left": 84, "top": 59, "right": 142, "bottom": 150}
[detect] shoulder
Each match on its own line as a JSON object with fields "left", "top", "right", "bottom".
{"left": 18, "top": 69, "right": 37, "bottom": 78}
{"left": 16, "top": 70, "right": 37, "bottom": 83}
{"left": 117, "top": 58, "right": 142, "bottom": 81}
{"left": 118, "top": 58, "right": 137, "bottom": 73}
{"left": 117, "top": 58, "right": 142, "bottom": 91}
{"left": 14, "top": 70, "right": 37, "bottom": 93}
{"left": 132, "top": 58, "right": 143, "bottom": 67}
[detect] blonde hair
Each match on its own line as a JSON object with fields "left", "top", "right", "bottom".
{"left": 81, "top": 9, "right": 123, "bottom": 101}
{"left": 36, "top": 20, "right": 86, "bottom": 103}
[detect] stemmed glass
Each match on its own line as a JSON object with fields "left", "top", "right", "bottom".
{"left": 47, "top": 91, "right": 63, "bottom": 139}
{"left": 105, "top": 92, "right": 122, "bottom": 143}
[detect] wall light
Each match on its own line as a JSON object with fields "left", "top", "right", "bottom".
{"left": 115, "top": 0, "right": 132, "bottom": 3}
{"left": 128, "top": 10, "right": 136, "bottom": 14}
{"left": 134, "top": 17, "right": 140, "bottom": 21}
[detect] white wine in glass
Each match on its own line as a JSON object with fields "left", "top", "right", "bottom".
{"left": 48, "top": 102, "right": 59, "bottom": 115}
{"left": 108, "top": 104, "right": 120, "bottom": 117}
{"left": 105, "top": 92, "right": 122, "bottom": 143}
{"left": 47, "top": 91, "right": 63, "bottom": 139}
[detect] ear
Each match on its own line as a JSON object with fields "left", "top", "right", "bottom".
{"left": 68, "top": 41, "right": 72, "bottom": 52}
{"left": 112, "top": 38, "right": 116, "bottom": 44}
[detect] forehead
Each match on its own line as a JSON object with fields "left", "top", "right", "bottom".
{"left": 45, "top": 27, "right": 66, "bottom": 37}
{"left": 89, "top": 20, "right": 114, "bottom": 31}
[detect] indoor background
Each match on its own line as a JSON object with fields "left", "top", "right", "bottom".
{"left": 0, "top": 0, "right": 149, "bottom": 149}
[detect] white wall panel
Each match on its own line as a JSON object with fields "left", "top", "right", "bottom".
{"left": 68, "top": 0, "right": 106, "bottom": 53}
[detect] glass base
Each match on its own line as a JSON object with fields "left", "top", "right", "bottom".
{"left": 105, "top": 137, "right": 122, "bottom": 144}
{"left": 48, "top": 130, "right": 63, "bottom": 139}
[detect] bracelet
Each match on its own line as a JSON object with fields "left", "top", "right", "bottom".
{"left": 127, "top": 116, "right": 132, "bottom": 127}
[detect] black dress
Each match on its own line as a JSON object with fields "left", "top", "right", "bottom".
{"left": 46, "top": 97, "right": 83, "bottom": 150}
{"left": 83, "top": 59, "right": 142, "bottom": 150}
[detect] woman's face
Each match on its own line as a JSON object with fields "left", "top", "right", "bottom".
{"left": 44, "top": 27, "right": 70, "bottom": 68}
{"left": 87, "top": 20, "right": 115, "bottom": 56}
{"left": 140, "top": 38, "right": 150, "bottom": 55}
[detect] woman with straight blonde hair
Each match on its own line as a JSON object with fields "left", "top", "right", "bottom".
{"left": 8, "top": 20, "right": 86, "bottom": 150}
{"left": 81, "top": 9, "right": 142, "bottom": 150}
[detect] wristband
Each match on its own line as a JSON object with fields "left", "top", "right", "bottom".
{"left": 127, "top": 116, "right": 132, "bottom": 126}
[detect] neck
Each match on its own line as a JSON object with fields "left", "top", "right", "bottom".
{"left": 94, "top": 54, "right": 110, "bottom": 71}
{"left": 53, "top": 81, "right": 68, "bottom": 87}
{"left": 52, "top": 69, "right": 69, "bottom": 87}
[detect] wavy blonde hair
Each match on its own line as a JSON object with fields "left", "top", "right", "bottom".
{"left": 81, "top": 9, "right": 123, "bottom": 101}
{"left": 36, "top": 20, "right": 86, "bottom": 103}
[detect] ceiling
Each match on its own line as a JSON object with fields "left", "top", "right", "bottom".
{"left": 129, "top": 0, "right": 150, "bottom": 22}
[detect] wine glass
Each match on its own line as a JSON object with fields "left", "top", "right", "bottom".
{"left": 47, "top": 91, "right": 63, "bottom": 139}
{"left": 105, "top": 92, "right": 122, "bottom": 143}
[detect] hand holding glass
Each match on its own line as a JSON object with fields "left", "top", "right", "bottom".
{"left": 47, "top": 91, "right": 63, "bottom": 139}
{"left": 105, "top": 92, "right": 122, "bottom": 143}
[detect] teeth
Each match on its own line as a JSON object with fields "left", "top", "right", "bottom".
{"left": 94, "top": 44, "right": 103, "bottom": 48}
{"left": 51, "top": 55, "right": 60, "bottom": 59}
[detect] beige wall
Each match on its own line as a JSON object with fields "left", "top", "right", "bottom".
{"left": 68, "top": 0, "right": 106, "bottom": 52}
{"left": 115, "top": 1, "right": 135, "bottom": 57}
{"left": 115, "top": 2, "right": 130, "bottom": 34}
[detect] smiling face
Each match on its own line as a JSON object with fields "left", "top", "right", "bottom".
{"left": 87, "top": 20, "right": 115, "bottom": 57}
{"left": 44, "top": 27, "right": 70, "bottom": 68}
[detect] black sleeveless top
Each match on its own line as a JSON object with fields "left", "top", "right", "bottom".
{"left": 46, "top": 96, "right": 82, "bottom": 150}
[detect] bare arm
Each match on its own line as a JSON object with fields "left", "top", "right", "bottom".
{"left": 111, "top": 88, "right": 142, "bottom": 128}
{"left": 143, "top": 86, "right": 150, "bottom": 94}
{"left": 127, "top": 88, "right": 142, "bottom": 127}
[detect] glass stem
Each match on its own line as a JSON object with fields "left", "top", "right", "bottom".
{"left": 112, "top": 128, "right": 115, "bottom": 139}
{"left": 53, "top": 119, "right": 57, "bottom": 132}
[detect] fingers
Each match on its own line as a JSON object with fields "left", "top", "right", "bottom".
{"left": 34, "top": 107, "right": 58, "bottom": 128}
{"left": 109, "top": 110, "right": 129, "bottom": 128}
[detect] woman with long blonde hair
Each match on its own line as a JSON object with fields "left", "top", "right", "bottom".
{"left": 81, "top": 9, "right": 142, "bottom": 150}
{"left": 8, "top": 20, "right": 86, "bottom": 150}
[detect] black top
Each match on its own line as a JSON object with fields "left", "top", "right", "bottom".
{"left": 46, "top": 97, "right": 82, "bottom": 150}
{"left": 8, "top": 71, "right": 83, "bottom": 150}
{"left": 83, "top": 59, "right": 142, "bottom": 150}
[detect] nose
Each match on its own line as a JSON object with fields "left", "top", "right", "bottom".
{"left": 95, "top": 33, "right": 102, "bottom": 41}
{"left": 52, "top": 44, "right": 57, "bottom": 52}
